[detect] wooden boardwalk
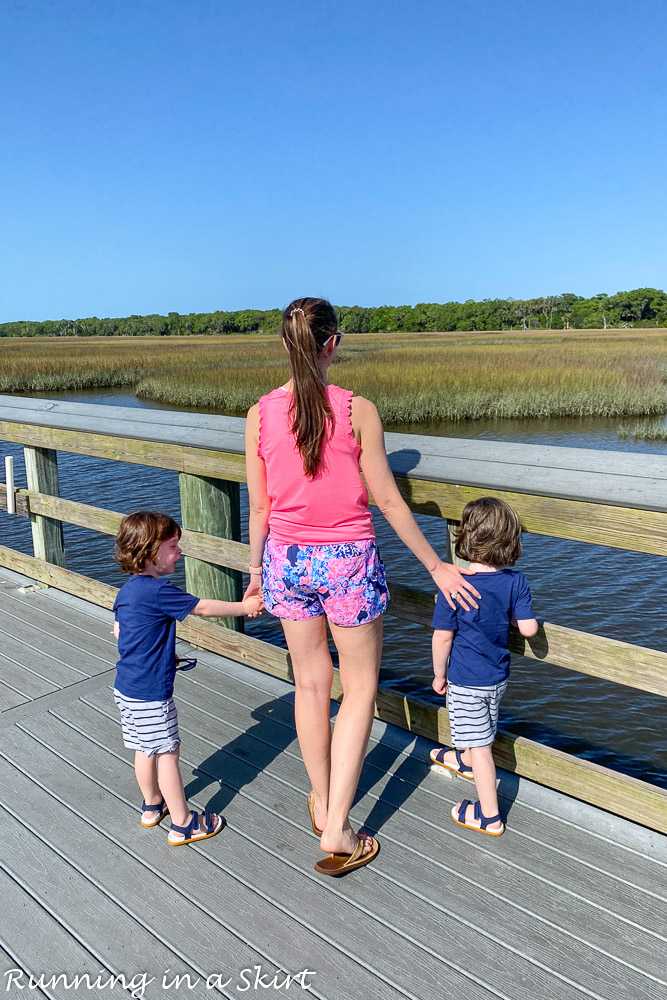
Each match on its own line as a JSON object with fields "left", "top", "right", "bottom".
{"left": 0, "top": 567, "right": 665, "bottom": 1000}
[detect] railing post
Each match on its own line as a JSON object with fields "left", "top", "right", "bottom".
{"left": 23, "top": 446, "right": 66, "bottom": 567}
{"left": 445, "top": 519, "right": 468, "bottom": 568}
{"left": 179, "top": 473, "right": 243, "bottom": 631}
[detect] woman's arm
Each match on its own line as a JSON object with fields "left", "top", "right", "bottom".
{"left": 353, "top": 396, "right": 480, "bottom": 610}
{"left": 244, "top": 404, "right": 271, "bottom": 604}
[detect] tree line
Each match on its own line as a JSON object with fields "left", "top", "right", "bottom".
{"left": 2, "top": 288, "right": 666, "bottom": 338}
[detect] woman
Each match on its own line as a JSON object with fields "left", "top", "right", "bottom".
{"left": 244, "top": 297, "right": 479, "bottom": 875}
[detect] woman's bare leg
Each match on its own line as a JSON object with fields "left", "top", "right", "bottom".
{"left": 320, "top": 615, "right": 383, "bottom": 856}
{"left": 281, "top": 615, "right": 334, "bottom": 834}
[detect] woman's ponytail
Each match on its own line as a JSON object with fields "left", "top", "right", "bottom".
{"left": 282, "top": 297, "right": 338, "bottom": 478}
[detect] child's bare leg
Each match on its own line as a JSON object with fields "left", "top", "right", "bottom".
{"left": 155, "top": 748, "right": 220, "bottom": 838}
{"left": 134, "top": 750, "right": 162, "bottom": 821}
{"left": 454, "top": 743, "right": 502, "bottom": 830}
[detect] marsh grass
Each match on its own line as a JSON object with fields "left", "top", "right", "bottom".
{"left": 1, "top": 329, "right": 666, "bottom": 423}
{"left": 617, "top": 419, "right": 667, "bottom": 441}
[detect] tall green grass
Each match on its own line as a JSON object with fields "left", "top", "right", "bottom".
{"left": 617, "top": 419, "right": 667, "bottom": 441}
{"left": 2, "top": 330, "right": 666, "bottom": 424}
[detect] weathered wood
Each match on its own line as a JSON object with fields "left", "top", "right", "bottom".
{"left": 16, "top": 491, "right": 667, "bottom": 696}
{"left": 389, "top": 477, "right": 667, "bottom": 555}
{"left": 0, "top": 420, "right": 247, "bottom": 481}
{"left": 179, "top": 472, "right": 243, "bottom": 631}
{"left": 1, "top": 546, "right": 666, "bottom": 833}
{"left": 389, "top": 583, "right": 667, "bottom": 697}
{"left": 0, "top": 544, "right": 116, "bottom": 610}
{"left": 23, "top": 490, "right": 250, "bottom": 571}
{"left": 0, "top": 482, "right": 29, "bottom": 515}
{"left": 445, "top": 518, "right": 468, "bottom": 567}
{"left": 4, "top": 394, "right": 667, "bottom": 509}
{"left": 2, "top": 402, "right": 667, "bottom": 553}
{"left": 22, "top": 446, "right": 66, "bottom": 568}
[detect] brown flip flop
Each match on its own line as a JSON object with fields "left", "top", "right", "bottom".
{"left": 307, "top": 792, "right": 323, "bottom": 837}
{"left": 314, "top": 834, "right": 379, "bottom": 876}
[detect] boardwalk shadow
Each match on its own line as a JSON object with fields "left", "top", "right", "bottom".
{"left": 354, "top": 727, "right": 431, "bottom": 836}
{"left": 386, "top": 448, "right": 443, "bottom": 518}
{"left": 183, "top": 693, "right": 297, "bottom": 813}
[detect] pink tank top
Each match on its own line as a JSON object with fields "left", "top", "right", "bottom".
{"left": 258, "top": 384, "right": 375, "bottom": 544}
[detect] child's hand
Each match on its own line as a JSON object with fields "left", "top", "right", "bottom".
{"left": 243, "top": 593, "right": 263, "bottom": 617}
{"left": 432, "top": 676, "right": 447, "bottom": 696}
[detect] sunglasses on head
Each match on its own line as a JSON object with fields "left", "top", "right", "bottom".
{"left": 322, "top": 331, "right": 344, "bottom": 347}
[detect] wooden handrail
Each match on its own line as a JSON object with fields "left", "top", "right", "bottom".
{"left": 9, "top": 488, "right": 667, "bottom": 699}
{"left": 1, "top": 395, "right": 666, "bottom": 832}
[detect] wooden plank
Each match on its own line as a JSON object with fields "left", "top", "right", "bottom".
{"left": 1, "top": 548, "right": 665, "bottom": 831}
{"left": 0, "top": 869, "right": 112, "bottom": 1000}
{"left": 375, "top": 688, "right": 667, "bottom": 834}
{"left": 23, "top": 446, "right": 66, "bottom": 567}
{"left": 0, "top": 750, "right": 273, "bottom": 998}
{"left": 2, "top": 405, "right": 667, "bottom": 552}
{"left": 0, "top": 681, "right": 29, "bottom": 711}
{"left": 390, "top": 477, "right": 667, "bottom": 555}
{"left": 0, "top": 945, "right": 49, "bottom": 1000}
{"left": 389, "top": 584, "right": 667, "bottom": 697}
{"left": 0, "top": 482, "right": 29, "bottom": 516}
{"left": 5, "top": 721, "right": 414, "bottom": 1000}
{"left": 0, "top": 419, "right": 247, "bottom": 481}
{"left": 385, "top": 437, "right": 667, "bottom": 510}
{"left": 10, "top": 497, "right": 667, "bottom": 696}
{"left": 3, "top": 394, "right": 667, "bottom": 507}
{"left": 0, "top": 653, "right": 60, "bottom": 701}
{"left": 22, "top": 491, "right": 250, "bottom": 571}
{"left": 83, "top": 685, "right": 667, "bottom": 985}
{"left": 179, "top": 473, "right": 242, "bottom": 630}
{"left": 168, "top": 693, "right": 664, "bottom": 999}
{"left": 0, "top": 591, "right": 114, "bottom": 661}
{"left": 0, "top": 631, "right": 92, "bottom": 691}
{"left": 50, "top": 701, "right": 520, "bottom": 1000}
{"left": 172, "top": 659, "right": 667, "bottom": 894}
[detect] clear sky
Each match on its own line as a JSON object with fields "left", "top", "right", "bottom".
{"left": 1, "top": 0, "right": 665, "bottom": 321}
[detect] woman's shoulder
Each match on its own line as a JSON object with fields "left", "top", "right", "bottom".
{"left": 349, "top": 394, "right": 380, "bottom": 422}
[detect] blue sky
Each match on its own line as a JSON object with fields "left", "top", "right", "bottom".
{"left": 1, "top": 0, "right": 665, "bottom": 321}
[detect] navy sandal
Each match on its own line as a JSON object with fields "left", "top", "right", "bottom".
{"left": 429, "top": 746, "right": 475, "bottom": 780}
{"left": 140, "top": 798, "right": 169, "bottom": 827}
{"left": 451, "top": 799, "right": 505, "bottom": 836}
{"left": 167, "top": 809, "right": 225, "bottom": 846}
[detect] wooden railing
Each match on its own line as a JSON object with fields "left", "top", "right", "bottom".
{"left": 1, "top": 394, "right": 666, "bottom": 833}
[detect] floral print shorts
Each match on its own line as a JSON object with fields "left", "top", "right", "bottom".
{"left": 262, "top": 538, "right": 389, "bottom": 627}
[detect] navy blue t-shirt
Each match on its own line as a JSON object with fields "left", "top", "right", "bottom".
{"left": 431, "top": 569, "right": 534, "bottom": 687}
{"left": 113, "top": 575, "right": 199, "bottom": 700}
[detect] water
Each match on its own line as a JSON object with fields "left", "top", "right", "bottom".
{"left": 2, "top": 387, "right": 665, "bottom": 786}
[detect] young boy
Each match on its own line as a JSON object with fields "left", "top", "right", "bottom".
{"left": 429, "top": 497, "right": 538, "bottom": 835}
{"left": 113, "top": 510, "right": 262, "bottom": 846}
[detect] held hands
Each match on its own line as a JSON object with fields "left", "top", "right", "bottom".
{"left": 431, "top": 561, "right": 481, "bottom": 611}
{"left": 242, "top": 592, "right": 263, "bottom": 617}
{"left": 242, "top": 578, "right": 264, "bottom": 617}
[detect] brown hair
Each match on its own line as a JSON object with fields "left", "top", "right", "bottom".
{"left": 454, "top": 497, "right": 523, "bottom": 567}
{"left": 114, "top": 510, "right": 182, "bottom": 574}
{"left": 282, "top": 297, "right": 339, "bottom": 478}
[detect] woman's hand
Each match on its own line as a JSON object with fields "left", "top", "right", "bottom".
{"left": 242, "top": 578, "right": 264, "bottom": 617}
{"left": 431, "top": 561, "right": 481, "bottom": 611}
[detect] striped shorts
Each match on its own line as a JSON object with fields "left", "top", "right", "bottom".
{"left": 113, "top": 689, "right": 180, "bottom": 757}
{"left": 447, "top": 681, "right": 508, "bottom": 748}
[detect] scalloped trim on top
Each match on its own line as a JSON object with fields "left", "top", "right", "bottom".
{"left": 339, "top": 387, "right": 360, "bottom": 454}
{"left": 257, "top": 394, "right": 266, "bottom": 458}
